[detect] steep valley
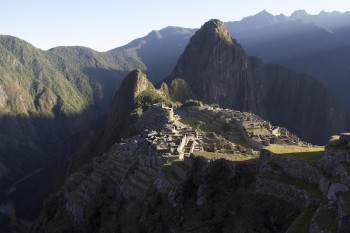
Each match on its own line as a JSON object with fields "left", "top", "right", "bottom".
{"left": 0, "top": 11, "right": 350, "bottom": 233}
{"left": 0, "top": 35, "right": 144, "bottom": 229}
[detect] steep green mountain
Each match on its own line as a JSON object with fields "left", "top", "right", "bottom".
{"left": 166, "top": 19, "right": 347, "bottom": 144}
{"left": 0, "top": 35, "right": 144, "bottom": 226}
{"left": 68, "top": 69, "right": 170, "bottom": 173}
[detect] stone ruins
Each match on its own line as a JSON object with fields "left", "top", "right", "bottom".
{"left": 178, "top": 105, "right": 309, "bottom": 149}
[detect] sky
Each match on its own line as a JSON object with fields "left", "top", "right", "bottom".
{"left": 0, "top": 0, "right": 349, "bottom": 51}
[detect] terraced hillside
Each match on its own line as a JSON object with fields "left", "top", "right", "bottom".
{"left": 35, "top": 98, "right": 350, "bottom": 233}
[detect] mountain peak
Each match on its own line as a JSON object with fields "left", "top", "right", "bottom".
{"left": 121, "top": 69, "right": 153, "bottom": 98}
{"left": 199, "top": 19, "right": 233, "bottom": 44}
{"left": 105, "top": 69, "right": 154, "bottom": 133}
{"left": 290, "top": 10, "right": 309, "bottom": 19}
{"left": 147, "top": 30, "right": 163, "bottom": 40}
{"left": 258, "top": 10, "right": 273, "bottom": 16}
{"left": 202, "top": 19, "right": 225, "bottom": 30}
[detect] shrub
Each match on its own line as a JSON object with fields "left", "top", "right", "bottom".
{"left": 183, "top": 99, "right": 203, "bottom": 107}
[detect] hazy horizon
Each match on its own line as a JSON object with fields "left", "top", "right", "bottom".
{"left": 1, "top": 0, "right": 349, "bottom": 51}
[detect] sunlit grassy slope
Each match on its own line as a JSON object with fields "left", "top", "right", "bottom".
{"left": 266, "top": 144, "right": 324, "bottom": 165}
{"left": 193, "top": 151, "right": 257, "bottom": 162}
{"left": 0, "top": 35, "right": 144, "bottom": 117}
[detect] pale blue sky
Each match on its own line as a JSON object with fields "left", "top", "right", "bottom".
{"left": 0, "top": 0, "right": 348, "bottom": 51}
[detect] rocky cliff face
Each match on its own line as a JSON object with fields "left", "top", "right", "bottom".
{"left": 99, "top": 70, "right": 155, "bottom": 150}
{"left": 169, "top": 19, "right": 347, "bottom": 144}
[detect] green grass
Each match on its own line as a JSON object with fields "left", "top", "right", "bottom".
{"left": 244, "top": 123, "right": 270, "bottom": 135}
{"left": 225, "top": 125, "right": 256, "bottom": 149}
{"left": 314, "top": 207, "right": 338, "bottom": 232}
{"left": 266, "top": 144, "right": 324, "bottom": 165}
{"left": 193, "top": 151, "right": 258, "bottom": 162}
{"left": 179, "top": 114, "right": 257, "bottom": 150}
{"left": 179, "top": 116, "right": 217, "bottom": 132}
{"left": 260, "top": 171, "right": 325, "bottom": 202}
{"left": 328, "top": 135, "right": 340, "bottom": 143}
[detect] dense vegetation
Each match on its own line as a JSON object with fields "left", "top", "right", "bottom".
{"left": 0, "top": 35, "right": 144, "bottom": 224}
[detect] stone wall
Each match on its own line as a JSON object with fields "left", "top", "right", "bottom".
{"left": 259, "top": 150, "right": 322, "bottom": 184}
{"left": 255, "top": 176, "right": 317, "bottom": 210}
{"left": 318, "top": 153, "right": 350, "bottom": 176}
{"left": 318, "top": 153, "right": 350, "bottom": 196}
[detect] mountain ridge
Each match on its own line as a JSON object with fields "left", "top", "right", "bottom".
{"left": 1, "top": 10, "right": 350, "bottom": 230}
{"left": 0, "top": 34, "right": 144, "bottom": 224}
{"left": 113, "top": 10, "right": 350, "bottom": 113}
{"left": 167, "top": 19, "right": 346, "bottom": 144}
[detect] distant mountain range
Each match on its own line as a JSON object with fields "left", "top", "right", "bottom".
{"left": 228, "top": 10, "right": 350, "bottom": 111}
{"left": 115, "top": 10, "right": 350, "bottom": 112}
{"left": 111, "top": 27, "right": 196, "bottom": 84}
{"left": 0, "top": 10, "right": 350, "bottom": 231}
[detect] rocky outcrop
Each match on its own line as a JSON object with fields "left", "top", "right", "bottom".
{"left": 106, "top": 69, "right": 154, "bottom": 122}
{"left": 70, "top": 70, "right": 164, "bottom": 171}
{"left": 168, "top": 19, "right": 347, "bottom": 144}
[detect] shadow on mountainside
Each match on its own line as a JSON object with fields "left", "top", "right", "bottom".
{"left": 0, "top": 100, "right": 117, "bottom": 231}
